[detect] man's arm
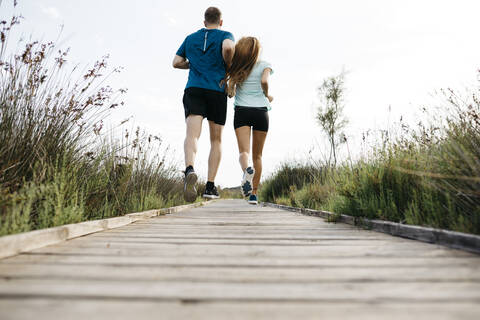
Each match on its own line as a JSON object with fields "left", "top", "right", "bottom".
{"left": 222, "top": 39, "right": 235, "bottom": 68}
{"left": 172, "top": 55, "right": 190, "bottom": 69}
{"left": 261, "top": 68, "right": 273, "bottom": 102}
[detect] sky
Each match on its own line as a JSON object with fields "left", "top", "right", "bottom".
{"left": 2, "top": 0, "right": 480, "bottom": 187}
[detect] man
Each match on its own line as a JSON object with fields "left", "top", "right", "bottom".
{"left": 173, "top": 7, "right": 235, "bottom": 202}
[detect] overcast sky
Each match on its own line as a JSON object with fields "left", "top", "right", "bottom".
{"left": 3, "top": 0, "right": 480, "bottom": 187}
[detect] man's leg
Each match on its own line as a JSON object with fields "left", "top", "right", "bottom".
{"left": 184, "top": 115, "right": 203, "bottom": 168}
{"left": 207, "top": 120, "right": 224, "bottom": 182}
{"left": 202, "top": 89, "right": 226, "bottom": 199}
{"left": 183, "top": 114, "right": 203, "bottom": 202}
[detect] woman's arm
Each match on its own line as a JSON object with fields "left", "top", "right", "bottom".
{"left": 222, "top": 39, "right": 235, "bottom": 68}
{"left": 261, "top": 68, "right": 273, "bottom": 102}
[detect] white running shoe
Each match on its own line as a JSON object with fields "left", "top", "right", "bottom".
{"left": 241, "top": 166, "right": 255, "bottom": 197}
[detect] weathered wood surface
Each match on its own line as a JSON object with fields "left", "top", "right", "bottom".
{"left": 264, "top": 202, "right": 480, "bottom": 253}
{"left": 0, "top": 201, "right": 209, "bottom": 259}
{"left": 0, "top": 199, "right": 479, "bottom": 320}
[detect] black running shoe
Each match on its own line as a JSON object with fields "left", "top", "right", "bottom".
{"left": 183, "top": 168, "right": 198, "bottom": 203}
{"left": 248, "top": 194, "right": 258, "bottom": 205}
{"left": 203, "top": 185, "right": 220, "bottom": 199}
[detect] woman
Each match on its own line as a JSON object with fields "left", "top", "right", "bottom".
{"left": 225, "top": 37, "right": 273, "bottom": 204}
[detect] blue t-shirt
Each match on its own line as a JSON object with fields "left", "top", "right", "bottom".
{"left": 176, "top": 28, "right": 234, "bottom": 92}
{"left": 234, "top": 61, "right": 273, "bottom": 109}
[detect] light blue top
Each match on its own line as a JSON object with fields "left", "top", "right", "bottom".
{"left": 234, "top": 61, "right": 273, "bottom": 109}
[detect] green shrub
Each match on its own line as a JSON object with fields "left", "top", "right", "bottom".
{"left": 260, "top": 72, "right": 480, "bottom": 235}
{"left": 260, "top": 163, "right": 324, "bottom": 202}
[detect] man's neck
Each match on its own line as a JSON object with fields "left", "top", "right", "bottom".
{"left": 205, "top": 24, "right": 220, "bottom": 30}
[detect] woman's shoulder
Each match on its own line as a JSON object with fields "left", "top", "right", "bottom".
{"left": 257, "top": 60, "right": 273, "bottom": 74}
{"left": 257, "top": 60, "right": 272, "bottom": 67}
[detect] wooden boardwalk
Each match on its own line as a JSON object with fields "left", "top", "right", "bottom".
{"left": 0, "top": 199, "right": 479, "bottom": 319}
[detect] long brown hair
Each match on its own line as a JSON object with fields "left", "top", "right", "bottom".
{"left": 225, "top": 37, "right": 260, "bottom": 97}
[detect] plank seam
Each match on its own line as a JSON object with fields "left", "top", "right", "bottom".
{"left": 0, "top": 293, "right": 479, "bottom": 304}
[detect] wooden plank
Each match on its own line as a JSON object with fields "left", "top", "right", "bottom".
{"left": 97, "top": 230, "right": 387, "bottom": 237}
{"left": 1, "top": 264, "right": 479, "bottom": 282}
{"left": 31, "top": 239, "right": 408, "bottom": 250}
{"left": 85, "top": 236, "right": 392, "bottom": 243}
{"left": 1, "top": 300, "right": 479, "bottom": 320}
{"left": 3, "top": 254, "right": 479, "bottom": 267}
{"left": 41, "top": 239, "right": 475, "bottom": 256}
{"left": 88, "top": 229, "right": 390, "bottom": 238}
{"left": 1, "top": 278, "right": 480, "bottom": 301}
{"left": 24, "top": 239, "right": 476, "bottom": 256}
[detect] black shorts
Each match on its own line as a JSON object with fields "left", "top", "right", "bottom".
{"left": 234, "top": 106, "right": 269, "bottom": 132}
{"left": 183, "top": 87, "right": 227, "bottom": 125}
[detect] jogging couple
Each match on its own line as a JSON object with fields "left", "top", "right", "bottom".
{"left": 173, "top": 7, "right": 273, "bottom": 205}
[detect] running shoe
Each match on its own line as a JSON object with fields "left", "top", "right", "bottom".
{"left": 248, "top": 194, "right": 258, "bottom": 205}
{"left": 183, "top": 168, "right": 198, "bottom": 203}
{"left": 203, "top": 185, "right": 220, "bottom": 199}
{"left": 241, "top": 166, "right": 255, "bottom": 197}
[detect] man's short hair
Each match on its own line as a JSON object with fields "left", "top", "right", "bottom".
{"left": 204, "top": 7, "right": 222, "bottom": 25}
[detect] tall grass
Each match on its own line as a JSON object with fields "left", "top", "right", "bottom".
{"left": 260, "top": 163, "right": 322, "bottom": 201}
{"left": 0, "top": 5, "right": 186, "bottom": 236}
{"left": 261, "top": 73, "right": 480, "bottom": 235}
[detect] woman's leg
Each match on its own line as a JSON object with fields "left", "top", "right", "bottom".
{"left": 234, "top": 126, "right": 251, "bottom": 171}
{"left": 251, "top": 130, "right": 267, "bottom": 195}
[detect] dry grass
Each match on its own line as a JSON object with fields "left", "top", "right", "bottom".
{"left": 0, "top": 3, "right": 186, "bottom": 236}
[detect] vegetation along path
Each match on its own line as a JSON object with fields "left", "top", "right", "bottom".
{"left": 0, "top": 200, "right": 479, "bottom": 319}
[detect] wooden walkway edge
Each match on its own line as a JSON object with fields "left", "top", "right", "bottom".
{"left": 263, "top": 202, "right": 480, "bottom": 254}
{"left": 0, "top": 201, "right": 210, "bottom": 260}
{"left": 0, "top": 199, "right": 479, "bottom": 319}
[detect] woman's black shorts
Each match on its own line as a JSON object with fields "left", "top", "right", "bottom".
{"left": 233, "top": 106, "right": 269, "bottom": 132}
